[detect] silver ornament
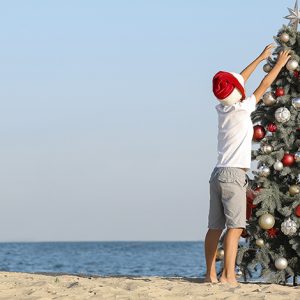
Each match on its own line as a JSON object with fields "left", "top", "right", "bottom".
{"left": 258, "top": 213, "right": 275, "bottom": 230}
{"left": 263, "top": 63, "right": 272, "bottom": 73}
{"left": 274, "top": 160, "right": 284, "bottom": 171}
{"left": 275, "top": 257, "right": 288, "bottom": 270}
{"left": 289, "top": 184, "right": 300, "bottom": 195}
{"left": 294, "top": 151, "right": 300, "bottom": 163}
{"left": 261, "top": 144, "right": 273, "bottom": 154}
{"left": 286, "top": 59, "right": 299, "bottom": 71}
{"left": 216, "top": 248, "right": 224, "bottom": 260}
{"left": 255, "top": 238, "right": 264, "bottom": 247}
{"left": 281, "top": 218, "right": 297, "bottom": 235}
{"left": 263, "top": 92, "right": 277, "bottom": 106}
{"left": 292, "top": 97, "right": 300, "bottom": 109}
{"left": 275, "top": 107, "right": 291, "bottom": 123}
{"left": 258, "top": 165, "right": 270, "bottom": 177}
{"left": 280, "top": 32, "right": 290, "bottom": 43}
{"left": 285, "top": 0, "right": 300, "bottom": 31}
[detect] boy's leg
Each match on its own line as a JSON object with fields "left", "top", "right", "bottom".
{"left": 219, "top": 227, "right": 243, "bottom": 284}
{"left": 204, "top": 228, "right": 223, "bottom": 282}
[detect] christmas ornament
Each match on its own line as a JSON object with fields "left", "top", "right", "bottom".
{"left": 246, "top": 189, "right": 258, "bottom": 221}
{"left": 255, "top": 238, "right": 264, "bottom": 247}
{"left": 258, "top": 213, "right": 275, "bottom": 230}
{"left": 275, "top": 257, "right": 288, "bottom": 270}
{"left": 285, "top": 0, "right": 300, "bottom": 31}
{"left": 282, "top": 153, "right": 295, "bottom": 166}
{"left": 258, "top": 165, "right": 270, "bottom": 177}
{"left": 292, "top": 97, "right": 300, "bottom": 109}
{"left": 263, "top": 92, "right": 277, "bottom": 106}
{"left": 294, "top": 70, "right": 300, "bottom": 78}
{"left": 275, "top": 87, "right": 285, "bottom": 97}
{"left": 236, "top": 268, "right": 243, "bottom": 278}
{"left": 216, "top": 248, "right": 224, "bottom": 260}
{"left": 263, "top": 63, "right": 272, "bottom": 73}
{"left": 267, "top": 123, "right": 277, "bottom": 132}
{"left": 274, "top": 160, "right": 284, "bottom": 171}
{"left": 279, "top": 32, "right": 290, "bottom": 42}
{"left": 289, "top": 184, "right": 300, "bottom": 195}
{"left": 286, "top": 59, "right": 299, "bottom": 71}
{"left": 294, "top": 151, "right": 300, "bottom": 162}
{"left": 275, "top": 107, "right": 291, "bottom": 123}
{"left": 295, "top": 205, "right": 300, "bottom": 217}
{"left": 253, "top": 125, "right": 266, "bottom": 141}
{"left": 261, "top": 144, "right": 273, "bottom": 154}
{"left": 281, "top": 217, "right": 297, "bottom": 235}
{"left": 267, "top": 227, "right": 279, "bottom": 238}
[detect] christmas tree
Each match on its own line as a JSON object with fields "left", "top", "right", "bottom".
{"left": 235, "top": 1, "right": 300, "bottom": 285}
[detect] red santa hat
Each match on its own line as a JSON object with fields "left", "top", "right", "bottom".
{"left": 212, "top": 71, "right": 246, "bottom": 106}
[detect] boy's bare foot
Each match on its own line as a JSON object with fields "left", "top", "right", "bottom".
{"left": 204, "top": 276, "right": 219, "bottom": 283}
{"left": 219, "top": 276, "right": 239, "bottom": 286}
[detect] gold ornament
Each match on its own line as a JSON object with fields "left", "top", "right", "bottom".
{"left": 216, "top": 248, "right": 224, "bottom": 260}
{"left": 289, "top": 184, "right": 300, "bottom": 195}
{"left": 255, "top": 238, "right": 264, "bottom": 247}
{"left": 258, "top": 213, "right": 275, "bottom": 230}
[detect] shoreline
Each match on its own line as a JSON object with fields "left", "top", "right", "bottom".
{"left": 0, "top": 271, "right": 299, "bottom": 299}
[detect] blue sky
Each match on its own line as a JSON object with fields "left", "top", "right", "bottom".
{"left": 0, "top": 0, "right": 294, "bottom": 241}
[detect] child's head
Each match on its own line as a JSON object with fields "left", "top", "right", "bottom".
{"left": 213, "top": 71, "right": 245, "bottom": 105}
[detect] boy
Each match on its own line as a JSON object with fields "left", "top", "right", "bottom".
{"left": 204, "top": 44, "right": 291, "bottom": 286}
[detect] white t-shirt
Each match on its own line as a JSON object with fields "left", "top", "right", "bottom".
{"left": 215, "top": 94, "right": 257, "bottom": 170}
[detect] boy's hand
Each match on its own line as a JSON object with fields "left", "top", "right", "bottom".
{"left": 276, "top": 49, "right": 292, "bottom": 67}
{"left": 258, "top": 44, "right": 275, "bottom": 61}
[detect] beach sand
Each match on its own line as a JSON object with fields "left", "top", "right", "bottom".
{"left": 0, "top": 271, "right": 299, "bottom": 299}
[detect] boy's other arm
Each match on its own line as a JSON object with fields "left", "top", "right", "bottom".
{"left": 240, "top": 44, "right": 275, "bottom": 83}
{"left": 253, "top": 50, "right": 291, "bottom": 104}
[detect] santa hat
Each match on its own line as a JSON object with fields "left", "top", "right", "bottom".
{"left": 212, "top": 71, "right": 246, "bottom": 106}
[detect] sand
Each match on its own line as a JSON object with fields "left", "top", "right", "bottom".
{"left": 0, "top": 272, "right": 299, "bottom": 299}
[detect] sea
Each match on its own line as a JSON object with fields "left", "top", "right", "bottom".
{"left": 0, "top": 241, "right": 211, "bottom": 278}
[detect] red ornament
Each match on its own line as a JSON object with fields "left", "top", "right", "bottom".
{"left": 294, "top": 71, "right": 300, "bottom": 78}
{"left": 267, "top": 227, "right": 279, "bottom": 238}
{"left": 295, "top": 205, "right": 300, "bottom": 217}
{"left": 246, "top": 188, "right": 261, "bottom": 220}
{"left": 267, "top": 123, "right": 277, "bottom": 132}
{"left": 275, "top": 87, "right": 285, "bottom": 97}
{"left": 281, "top": 153, "right": 295, "bottom": 166}
{"left": 253, "top": 125, "right": 266, "bottom": 141}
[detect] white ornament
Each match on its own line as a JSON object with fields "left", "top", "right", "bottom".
{"left": 294, "top": 151, "right": 300, "bottom": 163}
{"left": 255, "top": 238, "right": 264, "bottom": 247}
{"left": 258, "top": 165, "right": 270, "bottom": 177}
{"left": 275, "top": 257, "right": 288, "bottom": 270}
{"left": 261, "top": 144, "right": 273, "bottom": 154}
{"left": 281, "top": 218, "right": 297, "bottom": 235}
{"left": 275, "top": 107, "right": 291, "bottom": 123}
{"left": 286, "top": 59, "right": 299, "bottom": 71}
{"left": 263, "top": 63, "right": 272, "bottom": 73}
{"left": 263, "top": 92, "right": 277, "bottom": 106}
{"left": 258, "top": 213, "right": 275, "bottom": 230}
{"left": 280, "top": 32, "right": 290, "bottom": 43}
{"left": 274, "top": 160, "right": 284, "bottom": 171}
{"left": 292, "top": 97, "right": 300, "bottom": 109}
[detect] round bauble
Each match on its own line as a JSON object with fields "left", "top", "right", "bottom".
{"left": 292, "top": 97, "right": 300, "bottom": 109}
{"left": 267, "top": 123, "right": 277, "bottom": 132}
{"left": 263, "top": 92, "right": 277, "bottom": 106}
{"left": 261, "top": 144, "right": 273, "bottom": 154}
{"left": 275, "top": 87, "right": 285, "bottom": 97}
{"left": 294, "top": 151, "right": 300, "bottom": 163}
{"left": 255, "top": 238, "right": 264, "bottom": 247}
{"left": 295, "top": 205, "right": 300, "bottom": 217}
{"left": 275, "top": 107, "right": 291, "bottom": 123}
{"left": 258, "top": 165, "right": 270, "bottom": 177}
{"left": 281, "top": 218, "right": 297, "bottom": 235}
{"left": 253, "top": 125, "right": 266, "bottom": 141}
{"left": 279, "top": 32, "right": 290, "bottom": 42}
{"left": 263, "top": 63, "right": 272, "bottom": 73}
{"left": 282, "top": 153, "right": 295, "bottom": 166}
{"left": 289, "top": 184, "right": 300, "bottom": 196}
{"left": 274, "top": 160, "right": 284, "bottom": 171}
{"left": 216, "top": 248, "right": 224, "bottom": 260}
{"left": 258, "top": 213, "right": 275, "bottom": 230}
{"left": 286, "top": 59, "right": 299, "bottom": 71}
{"left": 275, "top": 257, "right": 288, "bottom": 270}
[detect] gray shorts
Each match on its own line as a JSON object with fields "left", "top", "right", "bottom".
{"left": 208, "top": 167, "right": 249, "bottom": 229}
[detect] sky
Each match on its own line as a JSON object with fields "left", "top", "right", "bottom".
{"left": 0, "top": 0, "right": 295, "bottom": 242}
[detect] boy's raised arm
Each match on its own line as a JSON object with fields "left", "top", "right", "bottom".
{"left": 240, "top": 44, "right": 275, "bottom": 83}
{"left": 253, "top": 49, "right": 291, "bottom": 104}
